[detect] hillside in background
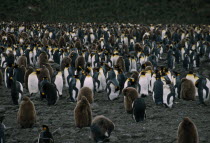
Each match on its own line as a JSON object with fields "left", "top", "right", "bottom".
{"left": 0, "top": 0, "right": 210, "bottom": 23}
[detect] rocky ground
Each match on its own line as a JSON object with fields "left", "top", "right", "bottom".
{"left": 0, "top": 56, "right": 210, "bottom": 143}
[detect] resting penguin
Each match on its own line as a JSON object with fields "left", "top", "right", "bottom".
{"left": 123, "top": 87, "right": 139, "bottom": 113}
{"left": 4, "top": 66, "right": 14, "bottom": 89}
{"left": 10, "top": 76, "right": 23, "bottom": 105}
{"left": 177, "top": 117, "right": 199, "bottom": 143}
{"left": 38, "top": 125, "right": 54, "bottom": 143}
{"left": 181, "top": 78, "right": 196, "bottom": 101}
{"left": 41, "top": 81, "right": 59, "bottom": 105}
{"left": 54, "top": 70, "right": 63, "bottom": 97}
{"left": 77, "top": 86, "right": 94, "bottom": 104}
{"left": 132, "top": 98, "right": 146, "bottom": 122}
{"left": 74, "top": 96, "right": 92, "bottom": 128}
{"left": 17, "top": 96, "right": 36, "bottom": 128}
{"left": 139, "top": 71, "right": 149, "bottom": 97}
{"left": 28, "top": 70, "right": 39, "bottom": 96}
{"left": 163, "top": 84, "right": 175, "bottom": 108}
{"left": 90, "top": 115, "right": 115, "bottom": 143}
{"left": 195, "top": 77, "right": 210, "bottom": 105}
{"left": 24, "top": 66, "right": 34, "bottom": 90}
{"left": 0, "top": 69, "right": 3, "bottom": 86}
{"left": 67, "top": 74, "right": 81, "bottom": 102}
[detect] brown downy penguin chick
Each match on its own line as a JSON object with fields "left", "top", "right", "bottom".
{"left": 75, "top": 56, "right": 85, "bottom": 71}
{"left": 77, "top": 86, "right": 94, "bottom": 104}
{"left": 37, "top": 65, "right": 51, "bottom": 82}
{"left": 17, "top": 96, "right": 36, "bottom": 128}
{"left": 123, "top": 87, "right": 139, "bottom": 113}
{"left": 60, "top": 57, "right": 71, "bottom": 71}
{"left": 0, "top": 69, "right": 3, "bottom": 86}
{"left": 177, "top": 117, "right": 199, "bottom": 143}
{"left": 58, "top": 36, "right": 66, "bottom": 48}
{"left": 16, "top": 55, "right": 27, "bottom": 67}
{"left": 145, "top": 66, "right": 153, "bottom": 71}
{"left": 116, "top": 56, "right": 125, "bottom": 72}
{"left": 42, "top": 63, "right": 53, "bottom": 79}
{"left": 38, "top": 52, "right": 48, "bottom": 66}
{"left": 180, "top": 78, "right": 196, "bottom": 101}
{"left": 74, "top": 96, "right": 92, "bottom": 128}
{"left": 90, "top": 115, "right": 115, "bottom": 142}
{"left": 24, "top": 66, "right": 34, "bottom": 90}
{"left": 144, "top": 61, "right": 153, "bottom": 69}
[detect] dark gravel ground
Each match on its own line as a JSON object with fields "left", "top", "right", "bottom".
{"left": 0, "top": 56, "right": 210, "bottom": 143}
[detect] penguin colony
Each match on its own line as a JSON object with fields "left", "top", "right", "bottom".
{"left": 0, "top": 22, "right": 210, "bottom": 142}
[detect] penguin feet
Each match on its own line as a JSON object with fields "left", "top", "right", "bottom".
{"left": 66, "top": 97, "right": 76, "bottom": 103}
{"left": 198, "top": 102, "right": 207, "bottom": 106}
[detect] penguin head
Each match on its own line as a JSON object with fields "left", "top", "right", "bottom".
{"left": 42, "top": 77, "right": 48, "bottom": 80}
{"left": 42, "top": 125, "right": 49, "bottom": 131}
{"left": 141, "top": 71, "right": 146, "bottom": 76}
{"left": 36, "top": 68, "right": 41, "bottom": 74}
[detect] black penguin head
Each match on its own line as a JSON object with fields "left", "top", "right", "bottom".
{"left": 36, "top": 68, "right": 41, "bottom": 74}
{"left": 188, "top": 70, "right": 194, "bottom": 75}
{"left": 156, "top": 74, "right": 161, "bottom": 79}
{"left": 141, "top": 71, "right": 146, "bottom": 76}
{"left": 42, "top": 125, "right": 49, "bottom": 131}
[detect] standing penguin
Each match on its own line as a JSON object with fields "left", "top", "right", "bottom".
{"left": 28, "top": 70, "right": 39, "bottom": 96}
{"left": 106, "top": 69, "right": 120, "bottom": 101}
{"left": 163, "top": 84, "right": 175, "bottom": 108}
{"left": 38, "top": 125, "right": 54, "bottom": 143}
{"left": 83, "top": 72, "right": 94, "bottom": 92}
{"left": 177, "top": 117, "right": 199, "bottom": 143}
{"left": 17, "top": 96, "right": 36, "bottom": 128}
{"left": 4, "top": 66, "right": 14, "bottom": 88}
{"left": 74, "top": 96, "right": 92, "bottom": 128}
{"left": 10, "top": 76, "right": 23, "bottom": 105}
{"left": 13, "top": 64, "right": 26, "bottom": 84}
{"left": 132, "top": 98, "right": 146, "bottom": 122}
{"left": 68, "top": 75, "right": 81, "bottom": 102}
{"left": 0, "top": 69, "right": 3, "bottom": 86}
{"left": 153, "top": 74, "right": 164, "bottom": 105}
{"left": 54, "top": 70, "right": 63, "bottom": 97}
{"left": 24, "top": 66, "right": 34, "bottom": 90}
{"left": 123, "top": 87, "right": 139, "bottom": 113}
{"left": 139, "top": 71, "right": 149, "bottom": 97}
{"left": 180, "top": 78, "right": 196, "bottom": 101}
{"left": 174, "top": 72, "right": 182, "bottom": 98}
{"left": 90, "top": 115, "right": 115, "bottom": 143}
{"left": 195, "top": 77, "right": 210, "bottom": 105}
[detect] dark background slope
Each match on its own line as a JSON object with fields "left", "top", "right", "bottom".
{"left": 0, "top": 0, "right": 210, "bottom": 23}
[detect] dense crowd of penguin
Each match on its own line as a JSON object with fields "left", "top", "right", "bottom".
{"left": 0, "top": 22, "right": 210, "bottom": 142}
